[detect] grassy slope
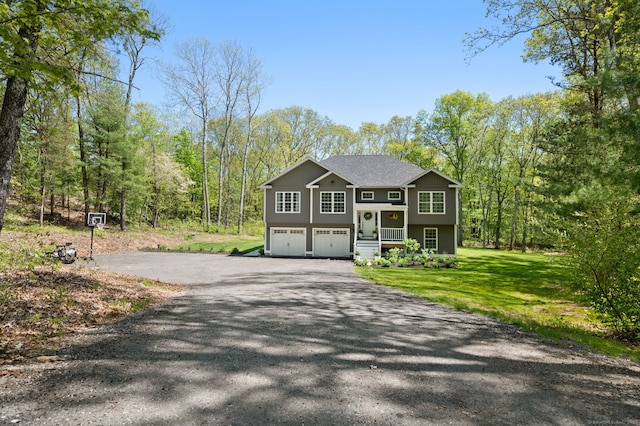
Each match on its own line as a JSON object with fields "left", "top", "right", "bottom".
{"left": 357, "top": 248, "right": 639, "bottom": 360}
{"left": 172, "top": 238, "right": 263, "bottom": 254}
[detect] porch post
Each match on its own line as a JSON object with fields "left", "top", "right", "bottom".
{"left": 404, "top": 208, "right": 408, "bottom": 243}
{"left": 403, "top": 187, "right": 409, "bottom": 243}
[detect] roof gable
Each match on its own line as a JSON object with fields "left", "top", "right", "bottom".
{"left": 260, "top": 157, "right": 329, "bottom": 188}
{"left": 407, "top": 169, "right": 463, "bottom": 188}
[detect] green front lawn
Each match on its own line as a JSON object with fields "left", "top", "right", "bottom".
{"left": 356, "top": 247, "right": 639, "bottom": 360}
{"left": 174, "top": 238, "right": 263, "bottom": 254}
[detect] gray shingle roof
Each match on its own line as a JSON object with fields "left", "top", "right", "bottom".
{"left": 320, "top": 155, "right": 426, "bottom": 187}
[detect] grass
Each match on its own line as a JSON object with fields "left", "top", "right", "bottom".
{"left": 174, "top": 237, "right": 263, "bottom": 254}
{"left": 356, "top": 247, "right": 639, "bottom": 360}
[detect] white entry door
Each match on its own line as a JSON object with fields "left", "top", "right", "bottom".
{"left": 313, "top": 229, "right": 350, "bottom": 257}
{"left": 270, "top": 228, "right": 306, "bottom": 256}
{"left": 360, "top": 211, "right": 376, "bottom": 238}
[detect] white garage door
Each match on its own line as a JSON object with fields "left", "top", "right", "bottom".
{"left": 270, "top": 228, "right": 306, "bottom": 256}
{"left": 313, "top": 229, "right": 350, "bottom": 258}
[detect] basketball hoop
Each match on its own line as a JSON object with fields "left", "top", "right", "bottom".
{"left": 87, "top": 212, "right": 106, "bottom": 260}
{"left": 87, "top": 212, "right": 106, "bottom": 228}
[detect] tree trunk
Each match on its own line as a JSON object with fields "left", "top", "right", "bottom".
{"left": 217, "top": 140, "right": 225, "bottom": 232}
{"left": 509, "top": 188, "right": 520, "bottom": 251}
{"left": 120, "top": 163, "right": 127, "bottom": 231}
{"left": 238, "top": 127, "right": 251, "bottom": 234}
{"left": 75, "top": 95, "right": 90, "bottom": 221}
{"left": 39, "top": 162, "right": 46, "bottom": 226}
{"left": 0, "top": 15, "right": 41, "bottom": 234}
{"left": 0, "top": 74, "right": 31, "bottom": 234}
{"left": 456, "top": 189, "right": 463, "bottom": 246}
{"left": 202, "top": 120, "right": 210, "bottom": 231}
{"left": 521, "top": 193, "right": 530, "bottom": 253}
{"left": 152, "top": 143, "right": 160, "bottom": 228}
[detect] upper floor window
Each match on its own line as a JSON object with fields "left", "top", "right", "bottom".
{"left": 275, "top": 191, "right": 300, "bottom": 213}
{"left": 388, "top": 191, "right": 401, "bottom": 201}
{"left": 321, "top": 191, "right": 346, "bottom": 213}
{"left": 418, "top": 191, "right": 445, "bottom": 214}
{"left": 361, "top": 191, "right": 374, "bottom": 201}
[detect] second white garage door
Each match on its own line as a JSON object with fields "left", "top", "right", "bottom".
{"left": 313, "top": 228, "right": 350, "bottom": 258}
{"left": 270, "top": 228, "right": 306, "bottom": 256}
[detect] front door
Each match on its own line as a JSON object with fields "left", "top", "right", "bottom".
{"left": 361, "top": 211, "right": 376, "bottom": 238}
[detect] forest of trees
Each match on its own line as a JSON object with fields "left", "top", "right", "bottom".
{"left": 1, "top": 1, "right": 639, "bottom": 337}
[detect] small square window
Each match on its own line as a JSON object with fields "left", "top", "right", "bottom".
{"left": 361, "top": 191, "right": 374, "bottom": 201}
{"left": 388, "top": 191, "right": 401, "bottom": 201}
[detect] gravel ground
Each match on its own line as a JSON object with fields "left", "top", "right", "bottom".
{"left": 1, "top": 252, "right": 639, "bottom": 425}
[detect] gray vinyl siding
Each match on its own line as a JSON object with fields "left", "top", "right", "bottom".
{"left": 312, "top": 174, "right": 353, "bottom": 225}
{"left": 408, "top": 224, "right": 456, "bottom": 255}
{"left": 356, "top": 188, "right": 405, "bottom": 203}
{"left": 380, "top": 210, "right": 405, "bottom": 228}
{"left": 407, "top": 173, "right": 457, "bottom": 226}
{"left": 269, "top": 160, "right": 328, "bottom": 187}
{"left": 264, "top": 161, "right": 328, "bottom": 225}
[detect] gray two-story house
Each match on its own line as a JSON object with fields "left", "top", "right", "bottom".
{"left": 260, "top": 155, "right": 462, "bottom": 259}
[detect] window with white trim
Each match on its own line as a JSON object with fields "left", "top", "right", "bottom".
{"left": 361, "top": 191, "right": 374, "bottom": 201}
{"left": 424, "top": 228, "right": 438, "bottom": 251}
{"left": 320, "top": 191, "right": 346, "bottom": 213}
{"left": 418, "top": 191, "right": 445, "bottom": 214}
{"left": 388, "top": 191, "right": 401, "bottom": 201}
{"left": 275, "top": 191, "right": 300, "bottom": 213}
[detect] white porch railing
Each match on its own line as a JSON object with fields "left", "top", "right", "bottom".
{"left": 380, "top": 227, "right": 404, "bottom": 242}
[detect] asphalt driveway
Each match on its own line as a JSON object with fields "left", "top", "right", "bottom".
{"left": 2, "top": 252, "right": 639, "bottom": 425}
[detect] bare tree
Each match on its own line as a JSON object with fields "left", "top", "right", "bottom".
{"left": 161, "top": 38, "right": 217, "bottom": 231}
{"left": 237, "top": 50, "right": 266, "bottom": 233}
{"left": 213, "top": 41, "right": 248, "bottom": 230}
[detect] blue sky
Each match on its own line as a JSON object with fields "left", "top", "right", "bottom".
{"left": 129, "top": 0, "right": 559, "bottom": 129}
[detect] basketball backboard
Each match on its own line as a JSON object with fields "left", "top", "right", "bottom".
{"left": 87, "top": 212, "right": 107, "bottom": 228}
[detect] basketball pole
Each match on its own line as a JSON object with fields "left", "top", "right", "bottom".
{"left": 90, "top": 225, "right": 95, "bottom": 260}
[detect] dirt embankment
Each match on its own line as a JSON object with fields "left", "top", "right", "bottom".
{"left": 0, "top": 225, "right": 243, "bottom": 364}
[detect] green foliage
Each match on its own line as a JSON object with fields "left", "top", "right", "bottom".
{"left": 173, "top": 238, "right": 263, "bottom": 254}
{"left": 403, "top": 238, "right": 420, "bottom": 255}
{"left": 563, "top": 189, "right": 640, "bottom": 341}
{"left": 357, "top": 248, "right": 638, "bottom": 359}
{"left": 386, "top": 247, "right": 402, "bottom": 263}
{"left": 0, "top": 1, "right": 159, "bottom": 90}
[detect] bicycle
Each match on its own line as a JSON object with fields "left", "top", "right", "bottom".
{"left": 47, "top": 242, "right": 77, "bottom": 264}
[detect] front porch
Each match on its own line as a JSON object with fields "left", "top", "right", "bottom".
{"left": 354, "top": 206, "right": 407, "bottom": 258}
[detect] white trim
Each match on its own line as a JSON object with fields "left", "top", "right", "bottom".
{"left": 354, "top": 203, "right": 408, "bottom": 211}
{"left": 319, "top": 191, "right": 346, "bottom": 214}
{"left": 361, "top": 191, "right": 374, "bottom": 201}
{"left": 306, "top": 170, "right": 355, "bottom": 187}
{"left": 387, "top": 191, "right": 401, "bottom": 201}
{"left": 260, "top": 157, "right": 327, "bottom": 188}
{"left": 402, "top": 168, "right": 463, "bottom": 188}
{"left": 275, "top": 191, "right": 301, "bottom": 213}
{"left": 417, "top": 191, "right": 446, "bottom": 215}
{"left": 423, "top": 227, "right": 438, "bottom": 252}
{"left": 263, "top": 188, "right": 267, "bottom": 251}
{"left": 309, "top": 187, "right": 314, "bottom": 224}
